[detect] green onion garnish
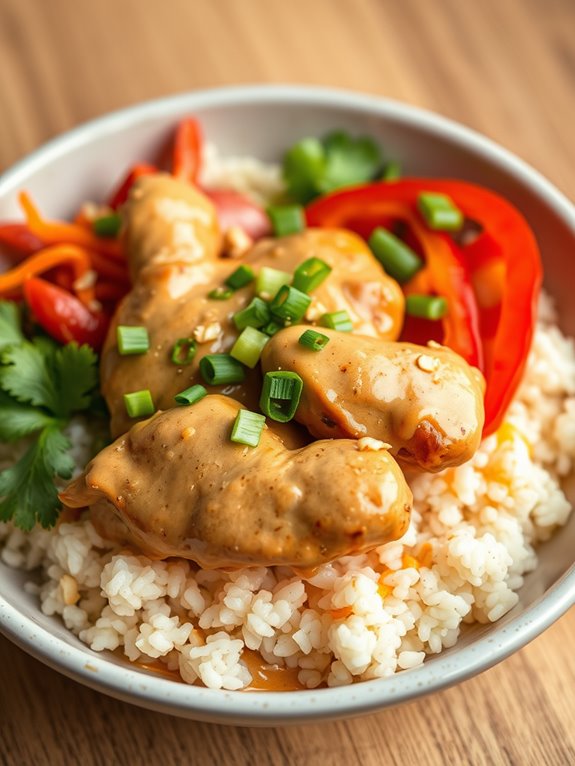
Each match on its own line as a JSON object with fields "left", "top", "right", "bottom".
{"left": 260, "top": 371, "right": 304, "bottom": 423}
{"left": 208, "top": 286, "right": 234, "bottom": 300}
{"left": 405, "top": 294, "right": 448, "bottom": 320}
{"left": 298, "top": 329, "right": 330, "bottom": 351}
{"left": 267, "top": 204, "right": 306, "bottom": 237}
{"left": 225, "top": 264, "right": 255, "bottom": 290}
{"left": 93, "top": 213, "right": 122, "bottom": 238}
{"left": 292, "top": 257, "right": 332, "bottom": 294}
{"left": 124, "top": 390, "right": 155, "bottom": 418}
{"left": 233, "top": 297, "right": 271, "bottom": 331}
{"left": 381, "top": 161, "right": 401, "bottom": 182}
{"left": 368, "top": 227, "right": 423, "bottom": 284}
{"left": 319, "top": 310, "right": 353, "bottom": 333}
{"left": 230, "top": 327, "right": 269, "bottom": 369}
{"left": 117, "top": 326, "right": 150, "bottom": 356}
{"left": 270, "top": 285, "right": 311, "bottom": 324}
{"left": 171, "top": 337, "right": 197, "bottom": 365}
{"left": 417, "top": 192, "right": 463, "bottom": 232}
{"left": 255, "top": 266, "right": 292, "bottom": 299}
{"left": 262, "top": 320, "right": 284, "bottom": 336}
{"left": 199, "top": 354, "right": 246, "bottom": 386}
{"left": 174, "top": 384, "right": 208, "bottom": 406}
{"left": 230, "top": 409, "right": 266, "bottom": 447}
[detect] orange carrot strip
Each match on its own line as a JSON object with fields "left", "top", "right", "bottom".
{"left": 329, "top": 606, "right": 353, "bottom": 620}
{"left": 19, "top": 191, "right": 123, "bottom": 260}
{"left": 0, "top": 244, "right": 95, "bottom": 305}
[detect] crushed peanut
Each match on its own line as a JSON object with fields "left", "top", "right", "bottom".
{"left": 357, "top": 437, "right": 392, "bottom": 452}
{"left": 416, "top": 354, "right": 440, "bottom": 373}
{"left": 193, "top": 322, "right": 221, "bottom": 344}
{"left": 305, "top": 298, "right": 329, "bottom": 322}
{"left": 222, "top": 226, "right": 253, "bottom": 258}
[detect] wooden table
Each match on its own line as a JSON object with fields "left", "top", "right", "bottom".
{"left": 1, "top": 0, "right": 574, "bottom": 763}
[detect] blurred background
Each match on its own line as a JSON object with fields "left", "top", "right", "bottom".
{"left": 1, "top": 0, "right": 574, "bottom": 197}
{"left": 1, "top": 0, "right": 574, "bottom": 764}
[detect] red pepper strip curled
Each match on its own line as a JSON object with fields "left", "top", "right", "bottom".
{"left": 107, "top": 163, "right": 158, "bottom": 210}
{"left": 172, "top": 118, "right": 202, "bottom": 184}
{"left": 19, "top": 191, "right": 123, "bottom": 260}
{"left": 24, "top": 277, "right": 109, "bottom": 350}
{"left": 306, "top": 180, "right": 542, "bottom": 434}
{"left": 0, "top": 223, "right": 45, "bottom": 262}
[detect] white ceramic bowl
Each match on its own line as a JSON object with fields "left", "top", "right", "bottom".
{"left": 1, "top": 85, "right": 575, "bottom": 726}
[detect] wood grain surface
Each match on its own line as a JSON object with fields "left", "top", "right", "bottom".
{"left": 1, "top": 0, "right": 574, "bottom": 763}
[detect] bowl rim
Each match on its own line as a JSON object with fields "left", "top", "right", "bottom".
{"left": 1, "top": 83, "right": 575, "bottom": 724}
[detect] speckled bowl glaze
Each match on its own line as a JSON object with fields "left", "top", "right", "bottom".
{"left": 1, "top": 86, "right": 574, "bottom": 726}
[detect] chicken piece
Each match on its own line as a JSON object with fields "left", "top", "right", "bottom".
{"left": 242, "top": 229, "right": 405, "bottom": 339}
{"left": 122, "top": 173, "right": 221, "bottom": 279}
{"left": 102, "top": 175, "right": 404, "bottom": 437}
{"left": 60, "top": 396, "right": 411, "bottom": 569}
{"left": 261, "top": 327, "right": 485, "bottom": 472}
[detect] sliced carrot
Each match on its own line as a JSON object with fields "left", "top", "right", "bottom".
{"left": 0, "top": 244, "right": 95, "bottom": 305}
{"left": 19, "top": 191, "right": 123, "bottom": 260}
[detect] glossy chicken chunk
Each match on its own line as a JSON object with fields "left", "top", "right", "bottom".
{"left": 60, "top": 396, "right": 412, "bottom": 569}
{"left": 261, "top": 327, "right": 485, "bottom": 472}
{"left": 101, "top": 175, "right": 404, "bottom": 436}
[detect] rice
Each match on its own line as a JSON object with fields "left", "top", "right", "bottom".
{"left": 1, "top": 150, "right": 575, "bottom": 691}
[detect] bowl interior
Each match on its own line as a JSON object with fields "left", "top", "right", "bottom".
{"left": 1, "top": 87, "right": 574, "bottom": 723}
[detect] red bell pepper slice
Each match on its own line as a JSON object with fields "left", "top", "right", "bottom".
{"left": 24, "top": 278, "right": 109, "bottom": 350}
{"left": 172, "top": 118, "right": 202, "bottom": 184}
{"left": 107, "top": 163, "right": 158, "bottom": 210}
{"left": 203, "top": 188, "right": 271, "bottom": 240}
{"left": 306, "top": 180, "right": 542, "bottom": 434}
{"left": 0, "top": 223, "right": 45, "bottom": 262}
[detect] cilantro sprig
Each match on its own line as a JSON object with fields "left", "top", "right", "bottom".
{"left": 0, "top": 302, "right": 100, "bottom": 530}
{"left": 282, "top": 130, "right": 384, "bottom": 204}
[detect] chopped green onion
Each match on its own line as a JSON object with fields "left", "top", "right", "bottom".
{"left": 230, "top": 327, "right": 269, "bottom": 369}
{"left": 199, "top": 354, "right": 246, "bottom": 386}
{"left": 230, "top": 409, "right": 266, "bottom": 447}
{"left": 174, "top": 384, "right": 208, "bottom": 406}
{"left": 124, "top": 390, "right": 155, "bottom": 418}
{"left": 93, "top": 213, "right": 122, "bottom": 238}
{"left": 208, "top": 286, "right": 234, "bottom": 300}
{"left": 270, "top": 285, "right": 311, "bottom": 324}
{"left": 292, "top": 257, "right": 332, "bottom": 294}
{"left": 117, "top": 325, "right": 150, "bottom": 356}
{"left": 417, "top": 192, "right": 463, "bottom": 232}
{"left": 282, "top": 137, "right": 326, "bottom": 204}
{"left": 233, "top": 297, "right": 271, "bottom": 331}
{"left": 319, "top": 310, "right": 353, "bottom": 333}
{"left": 381, "top": 161, "right": 401, "bottom": 181}
{"left": 171, "top": 337, "right": 197, "bottom": 365}
{"left": 267, "top": 205, "right": 306, "bottom": 237}
{"left": 225, "top": 264, "right": 255, "bottom": 290}
{"left": 262, "top": 320, "right": 284, "bottom": 336}
{"left": 368, "top": 227, "right": 423, "bottom": 284}
{"left": 256, "top": 266, "right": 292, "bottom": 299}
{"left": 405, "top": 294, "right": 448, "bottom": 320}
{"left": 260, "top": 371, "right": 304, "bottom": 423}
{"left": 298, "top": 329, "right": 330, "bottom": 351}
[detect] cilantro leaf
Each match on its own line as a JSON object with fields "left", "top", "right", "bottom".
{"left": 52, "top": 343, "right": 99, "bottom": 416}
{"left": 0, "top": 391, "right": 58, "bottom": 441}
{"left": 0, "top": 425, "right": 74, "bottom": 530}
{"left": 282, "top": 131, "right": 383, "bottom": 204}
{"left": 0, "top": 301, "right": 25, "bottom": 350}
{"left": 0, "top": 341, "right": 60, "bottom": 412}
{"left": 0, "top": 340, "right": 98, "bottom": 418}
{"left": 318, "top": 131, "right": 382, "bottom": 194}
